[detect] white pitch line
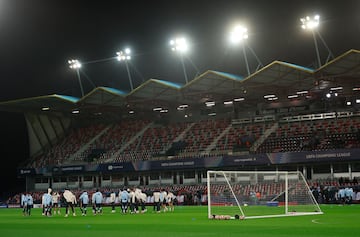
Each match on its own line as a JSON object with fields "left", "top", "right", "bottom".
{"left": 311, "top": 219, "right": 322, "bottom": 224}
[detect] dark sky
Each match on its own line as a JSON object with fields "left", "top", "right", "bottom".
{"left": 0, "top": 0, "right": 359, "bottom": 196}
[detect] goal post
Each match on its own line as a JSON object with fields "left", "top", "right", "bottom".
{"left": 207, "top": 170, "right": 323, "bottom": 219}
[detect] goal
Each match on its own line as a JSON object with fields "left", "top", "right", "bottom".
{"left": 207, "top": 170, "right": 323, "bottom": 219}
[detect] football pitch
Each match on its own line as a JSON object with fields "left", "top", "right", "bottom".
{"left": 0, "top": 205, "right": 359, "bottom": 237}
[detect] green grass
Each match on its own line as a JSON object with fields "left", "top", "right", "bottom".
{"left": 0, "top": 205, "right": 359, "bottom": 237}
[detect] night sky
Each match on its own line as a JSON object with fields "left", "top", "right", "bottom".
{"left": 0, "top": 0, "right": 359, "bottom": 197}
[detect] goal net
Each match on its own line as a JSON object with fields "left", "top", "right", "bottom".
{"left": 207, "top": 171, "right": 323, "bottom": 219}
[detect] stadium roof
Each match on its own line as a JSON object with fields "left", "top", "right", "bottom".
{"left": 317, "top": 49, "right": 360, "bottom": 76}
{"left": 0, "top": 49, "right": 359, "bottom": 115}
{"left": 314, "top": 49, "right": 360, "bottom": 96}
{"left": 0, "top": 94, "right": 80, "bottom": 113}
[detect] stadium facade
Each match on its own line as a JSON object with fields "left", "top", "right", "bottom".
{"left": 1, "top": 49, "right": 360, "bottom": 191}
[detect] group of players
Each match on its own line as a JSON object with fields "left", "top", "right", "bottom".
{"left": 21, "top": 192, "right": 34, "bottom": 216}
{"left": 21, "top": 187, "right": 176, "bottom": 217}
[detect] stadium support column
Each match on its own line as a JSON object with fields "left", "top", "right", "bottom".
{"left": 95, "top": 175, "right": 100, "bottom": 188}
{"left": 26, "top": 176, "right": 35, "bottom": 192}
{"left": 254, "top": 169, "right": 258, "bottom": 184}
{"left": 275, "top": 170, "right": 279, "bottom": 183}
{"left": 79, "top": 176, "right": 83, "bottom": 189}
{"left": 285, "top": 172, "right": 288, "bottom": 215}
{"left": 330, "top": 164, "right": 334, "bottom": 180}
{"left": 77, "top": 176, "right": 81, "bottom": 189}
{"left": 348, "top": 163, "right": 352, "bottom": 180}
{"left": 173, "top": 173, "right": 178, "bottom": 185}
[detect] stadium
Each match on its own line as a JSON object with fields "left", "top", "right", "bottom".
{"left": 1, "top": 47, "right": 359, "bottom": 236}
{"left": 1, "top": 48, "right": 359, "bottom": 192}
{"left": 1, "top": 48, "right": 359, "bottom": 206}
{"left": 0, "top": 2, "right": 360, "bottom": 236}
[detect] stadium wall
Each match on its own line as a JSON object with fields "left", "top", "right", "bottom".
{"left": 18, "top": 148, "right": 360, "bottom": 175}
{"left": 18, "top": 148, "right": 360, "bottom": 190}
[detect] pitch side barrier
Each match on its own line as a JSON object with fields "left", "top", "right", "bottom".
{"left": 18, "top": 148, "right": 360, "bottom": 176}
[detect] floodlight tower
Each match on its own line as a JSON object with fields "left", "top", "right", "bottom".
{"left": 229, "top": 25, "right": 263, "bottom": 76}
{"left": 116, "top": 48, "right": 134, "bottom": 91}
{"left": 68, "top": 59, "right": 84, "bottom": 97}
{"left": 170, "top": 37, "right": 189, "bottom": 84}
{"left": 300, "top": 14, "right": 334, "bottom": 68}
{"left": 229, "top": 25, "right": 250, "bottom": 76}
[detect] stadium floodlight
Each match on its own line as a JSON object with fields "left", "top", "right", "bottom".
{"left": 300, "top": 15, "right": 320, "bottom": 30}
{"left": 116, "top": 48, "right": 131, "bottom": 61}
{"left": 288, "top": 95, "right": 299, "bottom": 99}
{"left": 300, "top": 14, "right": 334, "bottom": 68}
{"left": 267, "top": 97, "right": 278, "bottom": 101}
{"left": 68, "top": 59, "right": 84, "bottom": 97}
{"left": 234, "top": 97, "right": 245, "bottom": 102}
{"left": 228, "top": 25, "right": 253, "bottom": 76}
{"left": 177, "top": 104, "right": 189, "bottom": 111}
{"left": 170, "top": 37, "right": 189, "bottom": 83}
{"left": 296, "top": 90, "right": 308, "bottom": 95}
{"left": 263, "top": 94, "right": 276, "bottom": 99}
{"left": 300, "top": 15, "right": 321, "bottom": 67}
{"left": 330, "top": 86, "right": 343, "bottom": 91}
{"left": 229, "top": 25, "right": 248, "bottom": 44}
{"left": 205, "top": 101, "right": 215, "bottom": 107}
{"left": 170, "top": 37, "right": 188, "bottom": 53}
{"left": 223, "top": 101, "right": 233, "bottom": 105}
{"left": 116, "top": 49, "right": 134, "bottom": 91}
{"left": 68, "top": 59, "right": 82, "bottom": 69}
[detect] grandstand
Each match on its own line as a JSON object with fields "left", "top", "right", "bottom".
{"left": 0, "top": 49, "right": 360, "bottom": 194}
